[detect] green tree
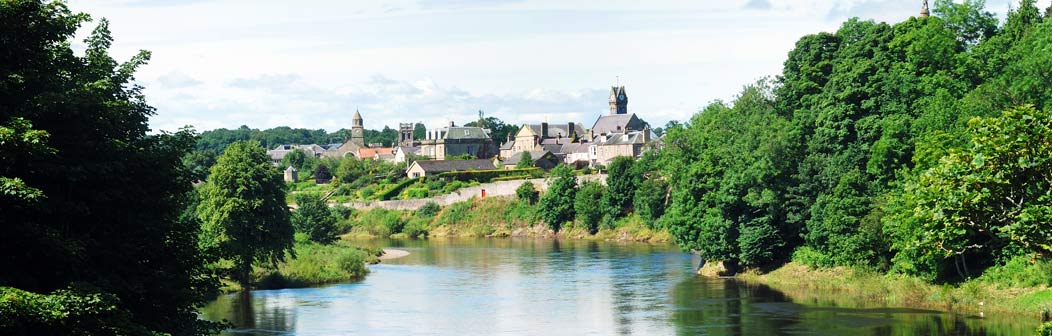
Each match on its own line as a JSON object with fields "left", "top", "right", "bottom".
{"left": 516, "top": 180, "right": 539, "bottom": 205}
{"left": 634, "top": 178, "right": 667, "bottom": 223}
{"left": 538, "top": 165, "right": 577, "bottom": 230}
{"left": 515, "top": 151, "right": 534, "bottom": 169}
{"left": 197, "top": 141, "right": 295, "bottom": 287}
{"left": 886, "top": 106, "right": 1052, "bottom": 279}
{"left": 282, "top": 148, "right": 308, "bottom": 170}
{"left": 575, "top": 180, "right": 605, "bottom": 234}
{"left": 603, "top": 156, "right": 639, "bottom": 220}
{"left": 0, "top": 2, "right": 219, "bottom": 333}
{"left": 292, "top": 193, "right": 338, "bottom": 244}
{"left": 314, "top": 163, "right": 333, "bottom": 183}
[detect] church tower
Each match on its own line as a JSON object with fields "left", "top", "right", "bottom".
{"left": 351, "top": 109, "right": 365, "bottom": 147}
{"left": 608, "top": 86, "right": 627, "bottom": 115}
{"left": 920, "top": 0, "right": 929, "bottom": 17}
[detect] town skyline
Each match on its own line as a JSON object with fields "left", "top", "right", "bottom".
{"left": 66, "top": 0, "right": 1045, "bottom": 133}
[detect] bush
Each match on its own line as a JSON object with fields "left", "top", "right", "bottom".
{"left": 352, "top": 208, "right": 406, "bottom": 236}
{"left": 378, "top": 177, "right": 420, "bottom": 200}
{"left": 1038, "top": 321, "right": 1052, "bottom": 336}
{"left": 255, "top": 242, "right": 370, "bottom": 289}
{"left": 361, "top": 185, "right": 378, "bottom": 199}
{"left": 418, "top": 202, "right": 440, "bottom": 217}
{"left": 403, "top": 217, "right": 430, "bottom": 238}
{"left": 0, "top": 285, "right": 168, "bottom": 336}
{"left": 434, "top": 168, "right": 541, "bottom": 183}
{"left": 405, "top": 188, "right": 428, "bottom": 199}
{"left": 426, "top": 179, "right": 446, "bottom": 190}
{"left": 977, "top": 255, "right": 1052, "bottom": 288}
{"left": 516, "top": 181, "right": 539, "bottom": 205}
{"left": 442, "top": 180, "right": 465, "bottom": 193}
{"left": 791, "top": 246, "right": 835, "bottom": 268}
{"left": 330, "top": 205, "right": 354, "bottom": 220}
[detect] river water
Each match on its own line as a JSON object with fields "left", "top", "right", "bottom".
{"left": 200, "top": 238, "right": 1035, "bottom": 335}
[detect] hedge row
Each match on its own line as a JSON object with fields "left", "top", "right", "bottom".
{"left": 379, "top": 177, "right": 421, "bottom": 200}
{"left": 432, "top": 168, "right": 541, "bottom": 183}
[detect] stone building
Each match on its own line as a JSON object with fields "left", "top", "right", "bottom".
{"left": 405, "top": 159, "right": 497, "bottom": 178}
{"left": 499, "top": 122, "right": 585, "bottom": 159}
{"left": 416, "top": 122, "right": 498, "bottom": 160}
{"left": 322, "top": 109, "right": 368, "bottom": 158}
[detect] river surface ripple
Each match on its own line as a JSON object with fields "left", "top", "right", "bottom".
{"left": 200, "top": 238, "right": 1033, "bottom": 335}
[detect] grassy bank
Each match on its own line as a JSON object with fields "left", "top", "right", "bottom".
{"left": 338, "top": 197, "right": 672, "bottom": 243}
{"left": 219, "top": 238, "right": 381, "bottom": 292}
{"left": 738, "top": 261, "right": 1052, "bottom": 322}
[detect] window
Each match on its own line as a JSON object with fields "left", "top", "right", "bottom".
{"left": 412, "top": 172, "right": 420, "bottom": 178}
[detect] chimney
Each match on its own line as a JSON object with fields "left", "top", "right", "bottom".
{"left": 541, "top": 122, "right": 549, "bottom": 138}
{"left": 568, "top": 122, "right": 575, "bottom": 138}
{"left": 449, "top": 121, "right": 455, "bottom": 127}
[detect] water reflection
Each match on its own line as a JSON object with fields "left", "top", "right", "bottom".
{"left": 201, "top": 238, "right": 1036, "bottom": 335}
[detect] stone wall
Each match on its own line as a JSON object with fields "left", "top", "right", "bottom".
{"left": 340, "top": 174, "right": 606, "bottom": 210}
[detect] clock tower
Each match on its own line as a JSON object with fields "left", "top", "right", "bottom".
{"left": 608, "top": 85, "right": 627, "bottom": 115}
{"left": 351, "top": 109, "right": 365, "bottom": 146}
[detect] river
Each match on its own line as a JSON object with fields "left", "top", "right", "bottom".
{"left": 200, "top": 238, "right": 1034, "bottom": 335}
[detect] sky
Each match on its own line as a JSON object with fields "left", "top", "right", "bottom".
{"left": 65, "top": 0, "right": 1047, "bottom": 133}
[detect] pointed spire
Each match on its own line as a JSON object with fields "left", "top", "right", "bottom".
{"left": 920, "top": 0, "right": 930, "bottom": 17}
{"left": 353, "top": 108, "right": 362, "bottom": 120}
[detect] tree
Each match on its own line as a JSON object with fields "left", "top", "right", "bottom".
{"left": 634, "top": 178, "right": 667, "bottom": 223}
{"left": 292, "top": 193, "right": 338, "bottom": 244}
{"left": 314, "top": 163, "right": 333, "bottom": 183}
{"left": 0, "top": 2, "right": 219, "bottom": 334}
{"left": 515, "top": 151, "right": 534, "bottom": 169}
{"left": 886, "top": 106, "right": 1052, "bottom": 279}
{"left": 603, "top": 156, "right": 639, "bottom": 219}
{"left": 932, "top": 0, "right": 997, "bottom": 45}
{"left": 197, "top": 141, "right": 295, "bottom": 287}
{"left": 282, "top": 148, "right": 308, "bottom": 170}
{"left": 183, "top": 148, "right": 217, "bottom": 181}
{"left": 575, "top": 180, "right": 605, "bottom": 234}
{"left": 538, "top": 164, "right": 577, "bottom": 230}
{"left": 516, "top": 181, "right": 539, "bottom": 205}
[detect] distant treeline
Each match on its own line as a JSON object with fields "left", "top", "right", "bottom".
{"left": 657, "top": 0, "right": 1052, "bottom": 282}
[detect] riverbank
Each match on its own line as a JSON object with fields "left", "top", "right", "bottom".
{"left": 219, "top": 241, "right": 381, "bottom": 292}
{"left": 737, "top": 262, "right": 1052, "bottom": 323}
{"left": 340, "top": 196, "right": 672, "bottom": 243}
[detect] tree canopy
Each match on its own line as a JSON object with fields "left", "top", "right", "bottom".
{"left": 1, "top": 1, "right": 219, "bottom": 334}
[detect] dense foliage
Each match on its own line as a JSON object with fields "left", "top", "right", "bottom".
{"left": 659, "top": 0, "right": 1052, "bottom": 280}
{"left": 538, "top": 165, "right": 578, "bottom": 230}
{"left": 0, "top": 1, "right": 219, "bottom": 334}
{"left": 516, "top": 181, "right": 539, "bottom": 205}
{"left": 197, "top": 141, "right": 295, "bottom": 286}
{"left": 574, "top": 180, "right": 606, "bottom": 234}
{"left": 292, "top": 193, "right": 340, "bottom": 244}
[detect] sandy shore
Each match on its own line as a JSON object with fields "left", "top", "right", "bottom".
{"left": 379, "top": 248, "right": 410, "bottom": 260}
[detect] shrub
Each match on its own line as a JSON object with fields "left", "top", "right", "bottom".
{"left": 403, "top": 217, "right": 430, "bottom": 238}
{"left": 405, "top": 188, "right": 428, "bottom": 199}
{"left": 255, "top": 242, "right": 370, "bottom": 289}
{"left": 426, "top": 179, "right": 446, "bottom": 190}
{"left": 1038, "top": 321, "right": 1052, "bottom": 336}
{"left": 418, "top": 202, "right": 440, "bottom": 217}
{"left": 442, "top": 180, "right": 465, "bottom": 193}
{"left": 516, "top": 181, "right": 539, "bottom": 205}
{"left": 791, "top": 246, "right": 834, "bottom": 268}
{"left": 977, "top": 255, "right": 1052, "bottom": 288}
{"left": 634, "top": 179, "right": 668, "bottom": 224}
{"left": 330, "top": 205, "right": 354, "bottom": 220}
{"left": 378, "top": 177, "right": 419, "bottom": 200}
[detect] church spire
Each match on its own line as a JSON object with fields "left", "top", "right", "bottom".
{"left": 920, "top": 0, "right": 930, "bottom": 17}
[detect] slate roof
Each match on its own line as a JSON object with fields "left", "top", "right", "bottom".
{"left": 441, "top": 127, "right": 491, "bottom": 140}
{"left": 591, "top": 113, "right": 643, "bottom": 136}
{"left": 524, "top": 123, "right": 585, "bottom": 138}
{"left": 503, "top": 150, "right": 553, "bottom": 166}
{"left": 560, "top": 143, "right": 591, "bottom": 154}
{"left": 411, "top": 159, "right": 497, "bottom": 173}
{"left": 597, "top": 132, "right": 645, "bottom": 146}
{"left": 267, "top": 144, "right": 326, "bottom": 161}
{"left": 397, "top": 146, "right": 421, "bottom": 155}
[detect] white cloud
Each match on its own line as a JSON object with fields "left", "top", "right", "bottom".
{"left": 65, "top": 0, "right": 1048, "bottom": 135}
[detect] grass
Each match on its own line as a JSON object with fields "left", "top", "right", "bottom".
{"left": 737, "top": 261, "right": 1052, "bottom": 322}
{"left": 252, "top": 240, "right": 381, "bottom": 290}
